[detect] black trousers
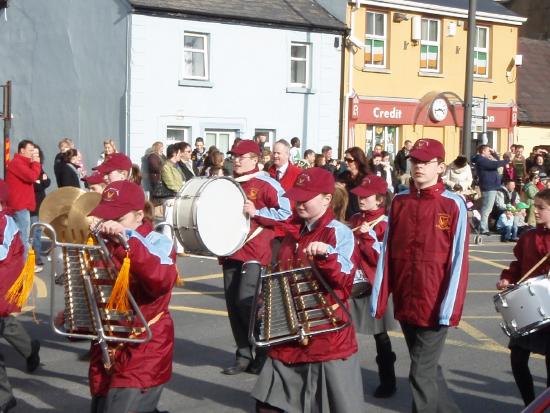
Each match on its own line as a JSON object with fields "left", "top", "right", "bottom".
{"left": 401, "top": 322, "right": 460, "bottom": 413}
{"left": 223, "top": 259, "right": 262, "bottom": 363}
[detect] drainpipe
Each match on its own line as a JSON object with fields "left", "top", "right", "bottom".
{"left": 342, "top": 0, "right": 360, "bottom": 154}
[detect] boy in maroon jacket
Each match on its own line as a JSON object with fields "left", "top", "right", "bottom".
{"left": 371, "top": 139, "right": 469, "bottom": 413}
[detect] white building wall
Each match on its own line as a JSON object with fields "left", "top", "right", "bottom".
{"left": 128, "top": 14, "right": 343, "bottom": 160}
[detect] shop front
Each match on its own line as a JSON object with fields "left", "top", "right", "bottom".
{"left": 348, "top": 94, "right": 517, "bottom": 162}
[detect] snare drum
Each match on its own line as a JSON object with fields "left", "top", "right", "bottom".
{"left": 494, "top": 275, "right": 550, "bottom": 337}
{"left": 173, "top": 177, "right": 250, "bottom": 256}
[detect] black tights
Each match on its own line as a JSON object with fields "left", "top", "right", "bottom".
{"left": 510, "top": 346, "right": 550, "bottom": 406}
{"left": 374, "top": 331, "right": 393, "bottom": 356}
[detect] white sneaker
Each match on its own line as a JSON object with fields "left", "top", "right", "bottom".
{"left": 34, "top": 265, "right": 43, "bottom": 273}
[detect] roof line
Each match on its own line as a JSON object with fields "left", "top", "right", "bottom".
{"left": 358, "top": 0, "right": 527, "bottom": 26}
{"left": 130, "top": 4, "right": 347, "bottom": 33}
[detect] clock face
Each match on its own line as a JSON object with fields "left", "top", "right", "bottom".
{"left": 430, "top": 98, "right": 448, "bottom": 122}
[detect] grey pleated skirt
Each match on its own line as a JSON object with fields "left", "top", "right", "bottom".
{"left": 251, "top": 354, "right": 366, "bottom": 413}
{"left": 350, "top": 294, "right": 396, "bottom": 335}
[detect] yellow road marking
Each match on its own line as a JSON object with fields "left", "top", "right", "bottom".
{"left": 182, "top": 273, "right": 223, "bottom": 282}
{"left": 35, "top": 276, "right": 47, "bottom": 298}
{"left": 470, "top": 250, "right": 514, "bottom": 255}
{"left": 467, "top": 290, "right": 497, "bottom": 293}
{"left": 169, "top": 305, "right": 228, "bottom": 316}
{"left": 469, "top": 255, "right": 508, "bottom": 270}
{"left": 172, "top": 291, "right": 225, "bottom": 296}
{"left": 470, "top": 272, "right": 498, "bottom": 276}
{"left": 462, "top": 316, "right": 501, "bottom": 319}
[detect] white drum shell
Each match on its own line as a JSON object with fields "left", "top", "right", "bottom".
{"left": 173, "top": 177, "right": 250, "bottom": 256}
{"left": 494, "top": 275, "right": 550, "bottom": 337}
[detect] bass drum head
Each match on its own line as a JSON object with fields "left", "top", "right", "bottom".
{"left": 195, "top": 177, "right": 249, "bottom": 256}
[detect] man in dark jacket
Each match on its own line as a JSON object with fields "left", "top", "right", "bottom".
{"left": 394, "top": 140, "right": 413, "bottom": 176}
{"left": 471, "top": 145, "right": 510, "bottom": 235}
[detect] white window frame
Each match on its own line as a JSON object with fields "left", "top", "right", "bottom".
{"left": 365, "top": 11, "right": 387, "bottom": 68}
{"left": 204, "top": 130, "right": 237, "bottom": 155}
{"left": 474, "top": 26, "right": 490, "bottom": 78}
{"left": 420, "top": 18, "right": 441, "bottom": 73}
{"left": 254, "top": 129, "right": 277, "bottom": 151}
{"left": 166, "top": 126, "right": 192, "bottom": 143}
{"left": 289, "top": 42, "right": 311, "bottom": 88}
{"left": 366, "top": 125, "right": 399, "bottom": 158}
{"left": 182, "top": 32, "right": 209, "bottom": 81}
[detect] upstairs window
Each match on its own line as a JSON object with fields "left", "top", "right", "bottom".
{"left": 290, "top": 42, "right": 310, "bottom": 88}
{"left": 365, "top": 11, "right": 387, "bottom": 67}
{"left": 474, "top": 26, "right": 490, "bottom": 77}
{"left": 420, "top": 18, "right": 440, "bottom": 72}
{"left": 183, "top": 33, "right": 209, "bottom": 80}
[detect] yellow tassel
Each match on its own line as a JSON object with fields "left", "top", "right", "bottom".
{"left": 106, "top": 252, "right": 131, "bottom": 313}
{"left": 5, "top": 248, "right": 36, "bottom": 307}
{"left": 86, "top": 236, "right": 95, "bottom": 246}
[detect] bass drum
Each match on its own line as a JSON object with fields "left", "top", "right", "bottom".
{"left": 173, "top": 177, "right": 250, "bottom": 256}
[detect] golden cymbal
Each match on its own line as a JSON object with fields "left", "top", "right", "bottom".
{"left": 39, "top": 187, "right": 85, "bottom": 224}
{"left": 66, "top": 192, "right": 101, "bottom": 244}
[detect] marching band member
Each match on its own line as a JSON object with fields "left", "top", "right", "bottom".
{"left": 252, "top": 167, "right": 365, "bottom": 413}
{"left": 497, "top": 188, "right": 550, "bottom": 406}
{"left": 221, "top": 139, "right": 291, "bottom": 375}
{"left": 87, "top": 180, "right": 178, "bottom": 413}
{"left": 0, "top": 179, "right": 40, "bottom": 413}
{"left": 93, "top": 153, "right": 133, "bottom": 184}
{"left": 371, "top": 139, "right": 469, "bottom": 413}
{"left": 348, "top": 175, "right": 397, "bottom": 398}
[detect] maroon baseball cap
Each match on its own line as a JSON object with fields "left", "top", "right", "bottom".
{"left": 284, "top": 167, "right": 335, "bottom": 202}
{"left": 89, "top": 180, "right": 145, "bottom": 220}
{"left": 408, "top": 138, "right": 445, "bottom": 162}
{"left": 93, "top": 153, "right": 132, "bottom": 174}
{"left": 351, "top": 175, "right": 388, "bottom": 198}
{"left": 0, "top": 179, "right": 8, "bottom": 204}
{"left": 81, "top": 172, "right": 105, "bottom": 185}
{"left": 228, "top": 140, "right": 261, "bottom": 156}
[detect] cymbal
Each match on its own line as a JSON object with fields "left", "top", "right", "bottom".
{"left": 66, "top": 192, "right": 101, "bottom": 244}
{"left": 39, "top": 187, "right": 85, "bottom": 224}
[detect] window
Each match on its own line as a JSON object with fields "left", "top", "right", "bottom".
{"left": 365, "top": 12, "right": 387, "bottom": 67}
{"left": 290, "top": 43, "right": 310, "bottom": 88}
{"left": 167, "top": 126, "right": 191, "bottom": 142}
{"left": 474, "top": 26, "right": 489, "bottom": 77}
{"left": 366, "top": 125, "right": 399, "bottom": 158}
{"left": 205, "top": 130, "right": 237, "bottom": 155}
{"left": 254, "top": 129, "right": 276, "bottom": 151}
{"left": 420, "top": 19, "right": 440, "bottom": 72}
{"left": 183, "top": 33, "right": 209, "bottom": 80}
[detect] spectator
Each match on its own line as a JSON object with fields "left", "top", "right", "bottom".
{"left": 303, "top": 149, "right": 316, "bottom": 168}
{"left": 161, "top": 144, "right": 185, "bottom": 254}
{"left": 471, "top": 144, "right": 509, "bottom": 235}
{"left": 502, "top": 152, "right": 516, "bottom": 184}
{"left": 30, "top": 145, "right": 50, "bottom": 273}
{"left": 97, "top": 138, "right": 117, "bottom": 166}
{"left": 54, "top": 138, "right": 74, "bottom": 187}
{"left": 176, "top": 142, "right": 196, "bottom": 180}
{"left": 253, "top": 133, "right": 267, "bottom": 152}
{"left": 130, "top": 164, "right": 142, "bottom": 186}
{"left": 202, "top": 151, "right": 228, "bottom": 177}
{"left": 495, "top": 180, "right": 519, "bottom": 216}
{"left": 58, "top": 149, "right": 83, "bottom": 188}
{"left": 512, "top": 145, "right": 527, "bottom": 185}
{"left": 5, "top": 140, "right": 41, "bottom": 254}
{"left": 321, "top": 145, "right": 337, "bottom": 174}
{"left": 496, "top": 207, "right": 518, "bottom": 242}
{"left": 337, "top": 147, "right": 371, "bottom": 219}
{"left": 146, "top": 141, "right": 165, "bottom": 201}
{"left": 191, "top": 137, "right": 207, "bottom": 173}
{"left": 523, "top": 169, "right": 541, "bottom": 226}
{"left": 259, "top": 149, "right": 272, "bottom": 171}
{"left": 444, "top": 155, "right": 473, "bottom": 196}
{"left": 289, "top": 137, "right": 301, "bottom": 164}
{"left": 394, "top": 140, "right": 413, "bottom": 177}
{"left": 314, "top": 154, "right": 326, "bottom": 167}
{"left": 531, "top": 154, "right": 547, "bottom": 186}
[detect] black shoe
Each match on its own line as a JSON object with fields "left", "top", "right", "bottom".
{"left": 221, "top": 361, "right": 249, "bottom": 375}
{"left": 26, "top": 340, "right": 40, "bottom": 373}
{"left": 0, "top": 397, "right": 16, "bottom": 413}
{"left": 247, "top": 356, "right": 266, "bottom": 375}
{"left": 373, "top": 352, "right": 397, "bottom": 399}
{"left": 373, "top": 383, "right": 397, "bottom": 398}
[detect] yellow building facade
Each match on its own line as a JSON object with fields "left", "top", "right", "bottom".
{"left": 342, "top": 0, "right": 526, "bottom": 162}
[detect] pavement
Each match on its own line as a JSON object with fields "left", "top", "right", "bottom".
{"left": 2, "top": 234, "right": 546, "bottom": 412}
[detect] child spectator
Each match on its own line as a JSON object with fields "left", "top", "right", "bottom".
{"left": 496, "top": 207, "right": 518, "bottom": 242}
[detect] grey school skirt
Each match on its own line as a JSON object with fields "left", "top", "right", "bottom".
{"left": 251, "top": 354, "right": 366, "bottom": 413}
{"left": 350, "top": 294, "right": 396, "bottom": 335}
